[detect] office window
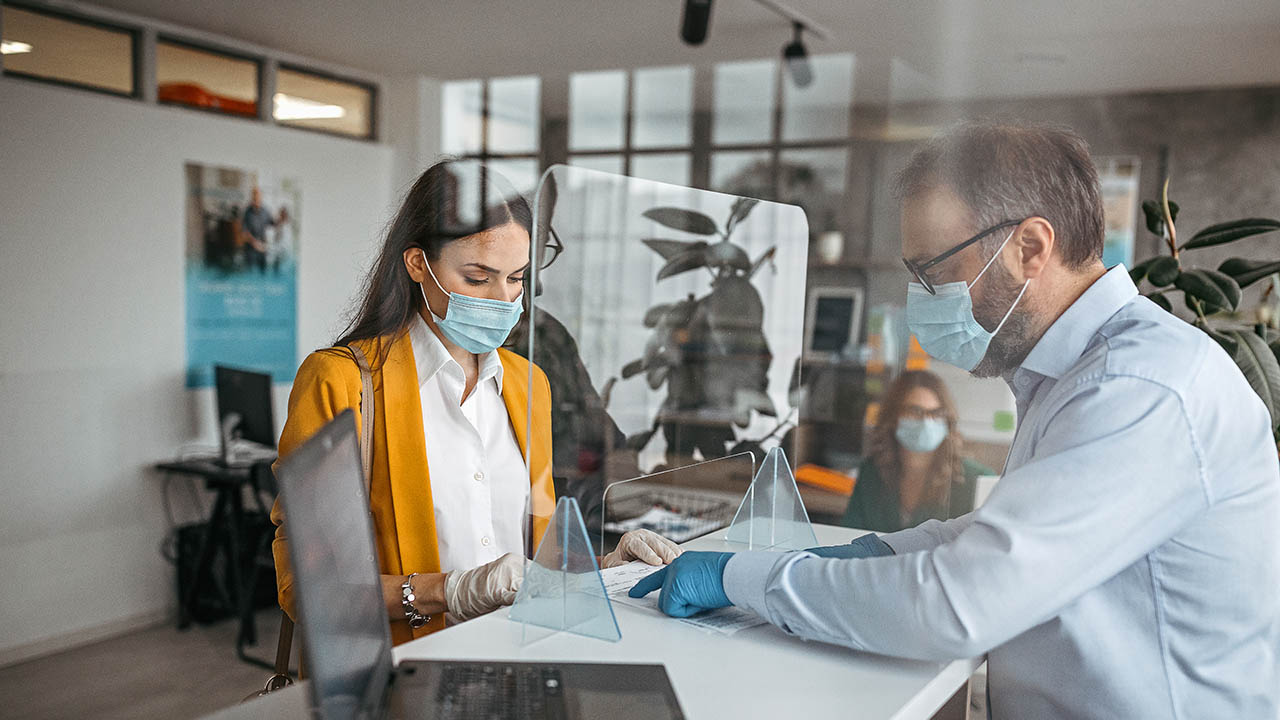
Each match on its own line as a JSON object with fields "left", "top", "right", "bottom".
{"left": 710, "top": 150, "right": 770, "bottom": 193}
{"left": 488, "top": 158, "right": 540, "bottom": 198}
{"left": 274, "top": 66, "right": 374, "bottom": 138}
{"left": 1, "top": 5, "right": 135, "bottom": 96}
{"left": 487, "top": 75, "right": 539, "bottom": 154}
{"left": 782, "top": 54, "right": 855, "bottom": 141}
{"left": 157, "top": 40, "right": 258, "bottom": 118}
{"left": 713, "top": 59, "right": 776, "bottom": 146}
{"left": 442, "top": 80, "right": 484, "bottom": 155}
{"left": 568, "top": 154, "right": 624, "bottom": 176}
{"left": 632, "top": 65, "right": 692, "bottom": 149}
{"left": 569, "top": 70, "right": 626, "bottom": 151}
{"left": 631, "top": 152, "right": 691, "bottom": 186}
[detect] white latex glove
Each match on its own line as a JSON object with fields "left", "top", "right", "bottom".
{"left": 601, "top": 528, "right": 683, "bottom": 569}
{"left": 444, "top": 552, "right": 524, "bottom": 622}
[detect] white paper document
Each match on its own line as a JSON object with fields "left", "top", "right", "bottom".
{"left": 599, "top": 561, "right": 767, "bottom": 636}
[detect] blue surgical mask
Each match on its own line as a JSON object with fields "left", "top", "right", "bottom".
{"left": 895, "top": 417, "right": 949, "bottom": 453}
{"left": 906, "top": 230, "right": 1029, "bottom": 372}
{"left": 420, "top": 250, "right": 523, "bottom": 354}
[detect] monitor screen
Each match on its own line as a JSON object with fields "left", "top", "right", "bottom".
{"left": 276, "top": 411, "right": 392, "bottom": 720}
{"left": 810, "top": 295, "right": 856, "bottom": 353}
{"left": 214, "top": 365, "right": 275, "bottom": 447}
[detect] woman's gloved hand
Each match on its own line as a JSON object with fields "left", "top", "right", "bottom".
{"left": 601, "top": 528, "right": 683, "bottom": 569}
{"left": 444, "top": 552, "right": 524, "bottom": 622}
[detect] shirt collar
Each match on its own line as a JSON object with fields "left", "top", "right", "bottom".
{"left": 1019, "top": 264, "right": 1138, "bottom": 380}
{"left": 408, "top": 315, "right": 505, "bottom": 392}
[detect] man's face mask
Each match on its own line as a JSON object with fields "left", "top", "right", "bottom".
{"left": 905, "top": 228, "right": 1029, "bottom": 372}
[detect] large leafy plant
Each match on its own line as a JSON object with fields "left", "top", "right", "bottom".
{"left": 1129, "top": 180, "right": 1280, "bottom": 438}
{"left": 621, "top": 198, "right": 782, "bottom": 465}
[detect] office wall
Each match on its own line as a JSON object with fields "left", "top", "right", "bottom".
{"left": 0, "top": 77, "right": 396, "bottom": 665}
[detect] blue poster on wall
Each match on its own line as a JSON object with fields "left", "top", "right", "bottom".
{"left": 184, "top": 162, "right": 299, "bottom": 388}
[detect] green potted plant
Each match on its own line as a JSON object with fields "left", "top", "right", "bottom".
{"left": 1129, "top": 180, "right": 1280, "bottom": 438}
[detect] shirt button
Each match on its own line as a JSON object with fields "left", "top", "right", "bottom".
{"left": 474, "top": 471, "right": 485, "bottom": 482}
{"left": 481, "top": 536, "right": 491, "bottom": 547}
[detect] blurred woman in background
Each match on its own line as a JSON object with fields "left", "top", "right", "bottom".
{"left": 841, "top": 370, "right": 992, "bottom": 532}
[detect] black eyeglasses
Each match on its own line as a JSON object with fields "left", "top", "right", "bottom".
{"left": 539, "top": 227, "right": 564, "bottom": 270}
{"left": 902, "top": 219, "right": 1024, "bottom": 295}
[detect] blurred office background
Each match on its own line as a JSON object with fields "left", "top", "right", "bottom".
{"left": 1, "top": 1, "right": 1277, "bottom": 717}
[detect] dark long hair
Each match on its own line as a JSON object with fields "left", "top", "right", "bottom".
{"left": 867, "top": 370, "right": 965, "bottom": 508}
{"left": 331, "top": 159, "right": 533, "bottom": 366}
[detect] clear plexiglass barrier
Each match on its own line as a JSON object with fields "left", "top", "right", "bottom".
{"left": 724, "top": 446, "right": 818, "bottom": 550}
{"left": 515, "top": 164, "right": 811, "bottom": 558}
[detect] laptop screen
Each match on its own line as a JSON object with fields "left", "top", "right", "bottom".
{"left": 276, "top": 410, "right": 392, "bottom": 720}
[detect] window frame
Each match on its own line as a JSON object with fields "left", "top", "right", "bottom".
{"left": 1, "top": 1, "right": 141, "bottom": 100}
{"left": 274, "top": 61, "right": 379, "bottom": 142}
{"left": 154, "top": 34, "right": 263, "bottom": 120}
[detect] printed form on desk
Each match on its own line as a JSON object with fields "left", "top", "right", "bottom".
{"left": 599, "top": 561, "right": 767, "bottom": 636}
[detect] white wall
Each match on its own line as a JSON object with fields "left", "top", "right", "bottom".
{"left": 0, "top": 77, "right": 397, "bottom": 664}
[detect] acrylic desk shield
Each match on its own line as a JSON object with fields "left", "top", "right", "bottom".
{"left": 724, "top": 446, "right": 818, "bottom": 550}
{"left": 517, "top": 164, "right": 810, "bottom": 561}
{"left": 509, "top": 496, "right": 621, "bottom": 642}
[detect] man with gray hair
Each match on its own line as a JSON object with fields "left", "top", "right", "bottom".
{"left": 631, "top": 122, "right": 1280, "bottom": 718}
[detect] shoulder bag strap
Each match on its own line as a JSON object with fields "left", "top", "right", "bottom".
{"left": 347, "top": 344, "right": 375, "bottom": 496}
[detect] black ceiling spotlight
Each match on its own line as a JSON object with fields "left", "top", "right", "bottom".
{"left": 680, "top": 0, "right": 714, "bottom": 46}
{"left": 783, "top": 22, "right": 813, "bottom": 88}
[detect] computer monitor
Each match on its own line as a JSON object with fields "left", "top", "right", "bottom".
{"left": 214, "top": 365, "right": 275, "bottom": 462}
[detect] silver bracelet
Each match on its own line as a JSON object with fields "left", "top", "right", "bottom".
{"left": 401, "top": 573, "right": 431, "bottom": 629}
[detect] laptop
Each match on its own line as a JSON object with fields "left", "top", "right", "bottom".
{"left": 275, "top": 409, "right": 686, "bottom": 720}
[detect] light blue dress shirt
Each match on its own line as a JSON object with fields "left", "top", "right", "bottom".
{"left": 723, "top": 266, "right": 1280, "bottom": 719}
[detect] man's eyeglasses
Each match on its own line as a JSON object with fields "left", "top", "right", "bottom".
{"left": 539, "top": 227, "right": 564, "bottom": 270}
{"left": 902, "top": 219, "right": 1024, "bottom": 295}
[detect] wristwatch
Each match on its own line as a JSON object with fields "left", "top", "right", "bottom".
{"left": 401, "top": 573, "right": 431, "bottom": 629}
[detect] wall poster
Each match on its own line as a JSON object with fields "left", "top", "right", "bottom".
{"left": 1097, "top": 156, "right": 1141, "bottom": 270}
{"left": 184, "top": 162, "right": 299, "bottom": 388}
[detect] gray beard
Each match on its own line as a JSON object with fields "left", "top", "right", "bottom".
{"left": 970, "top": 259, "right": 1036, "bottom": 378}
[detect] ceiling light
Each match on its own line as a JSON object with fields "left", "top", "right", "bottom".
{"left": 783, "top": 23, "right": 812, "bottom": 88}
{"left": 680, "top": 0, "right": 713, "bottom": 46}
{"left": 273, "top": 93, "right": 345, "bottom": 121}
{"left": 1, "top": 40, "right": 33, "bottom": 55}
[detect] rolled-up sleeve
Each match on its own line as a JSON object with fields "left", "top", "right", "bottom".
{"left": 723, "top": 376, "right": 1208, "bottom": 660}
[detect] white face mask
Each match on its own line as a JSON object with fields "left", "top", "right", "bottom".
{"left": 906, "top": 229, "right": 1029, "bottom": 372}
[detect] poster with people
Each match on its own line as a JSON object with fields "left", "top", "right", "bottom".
{"left": 184, "top": 162, "right": 299, "bottom": 388}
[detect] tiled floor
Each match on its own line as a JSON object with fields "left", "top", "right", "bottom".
{"left": 0, "top": 610, "right": 293, "bottom": 720}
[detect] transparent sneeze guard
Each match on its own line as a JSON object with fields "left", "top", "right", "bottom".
{"left": 724, "top": 446, "right": 818, "bottom": 550}
{"left": 510, "top": 163, "right": 810, "bottom": 642}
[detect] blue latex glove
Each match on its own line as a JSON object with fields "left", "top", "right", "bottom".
{"left": 804, "top": 533, "right": 895, "bottom": 559}
{"left": 628, "top": 551, "right": 734, "bottom": 618}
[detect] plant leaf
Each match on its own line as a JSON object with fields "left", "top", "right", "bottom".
{"left": 1147, "top": 256, "right": 1180, "bottom": 287}
{"left": 1202, "top": 268, "right": 1242, "bottom": 311}
{"left": 642, "top": 207, "right": 719, "bottom": 236}
{"left": 1175, "top": 269, "right": 1231, "bottom": 313}
{"left": 643, "top": 303, "right": 673, "bottom": 328}
{"left": 1145, "top": 292, "right": 1172, "bottom": 312}
{"left": 724, "top": 197, "right": 759, "bottom": 237}
{"left": 1141, "top": 199, "right": 1179, "bottom": 235}
{"left": 625, "top": 428, "right": 657, "bottom": 451}
{"left": 1129, "top": 257, "right": 1157, "bottom": 284}
{"left": 1205, "top": 327, "right": 1239, "bottom": 355}
{"left": 621, "top": 358, "right": 647, "bottom": 379}
{"left": 1225, "top": 329, "right": 1280, "bottom": 432}
{"left": 642, "top": 238, "right": 707, "bottom": 261}
{"left": 1219, "top": 257, "right": 1280, "bottom": 289}
{"left": 705, "top": 241, "right": 751, "bottom": 272}
{"left": 657, "top": 248, "right": 710, "bottom": 280}
{"left": 1180, "top": 218, "right": 1280, "bottom": 251}
{"left": 749, "top": 246, "right": 777, "bottom": 279}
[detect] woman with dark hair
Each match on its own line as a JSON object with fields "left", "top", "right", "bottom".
{"left": 841, "top": 370, "right": 992, "bottom": 533}
{"left": 271, "top": 160, "right": 679, "bottom": 646}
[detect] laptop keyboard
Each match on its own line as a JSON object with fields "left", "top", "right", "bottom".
{"left": 437, "top": 663, "right": 567, "bottom": 720}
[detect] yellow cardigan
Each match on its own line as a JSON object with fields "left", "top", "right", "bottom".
{"left": 270, "top": 331, "right": 556, "bottom": 645}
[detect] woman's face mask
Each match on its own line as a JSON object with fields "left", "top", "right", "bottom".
{"left": 895, "top": 417, "right": 949, "bottom": 453}
{"left": 420, "top": 249, "right": 523, "bottom": 354}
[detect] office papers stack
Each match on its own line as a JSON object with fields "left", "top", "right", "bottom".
{"left": 599, "top": 561, "right": 766, "bottom": 636}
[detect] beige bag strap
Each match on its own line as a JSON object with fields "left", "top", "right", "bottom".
{"left": 347, "top": 344, "right": 375, "bottom": 496}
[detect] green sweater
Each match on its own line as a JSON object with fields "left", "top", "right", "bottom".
{"left": 840, "top": 456, "right": 994, "bottom": 533}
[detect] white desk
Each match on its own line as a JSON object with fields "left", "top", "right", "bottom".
{"left": 210, "top": 524, "right": 979, "bottom": 719}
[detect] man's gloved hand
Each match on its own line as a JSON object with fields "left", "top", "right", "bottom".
{"left": 628, "top": 551, "right": 734, "bottom": 618}
{"left": 804, "top": 532, "right": 895, "bottom": 559}
{"left": 445, "top": 552, "right": 524, "bottom": 622}
{"left": 602, "top": 528, "right": 683, "bottom": 569}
